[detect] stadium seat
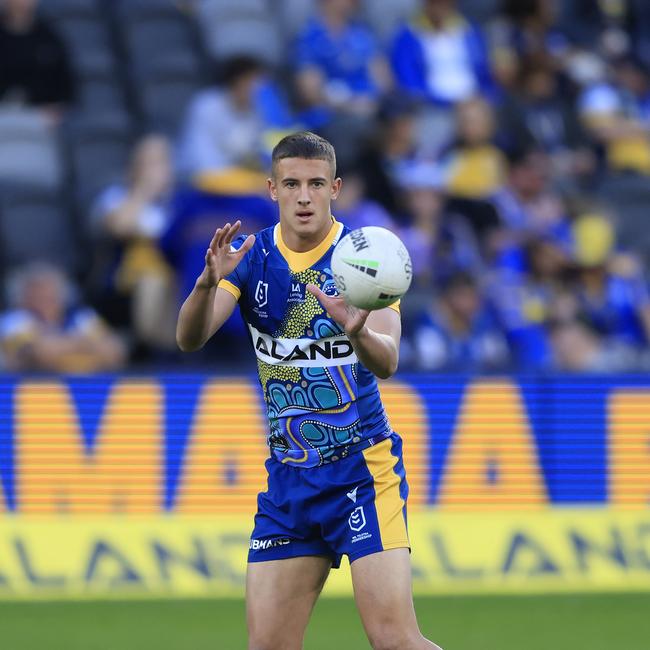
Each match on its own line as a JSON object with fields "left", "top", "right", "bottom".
{"left": 269, "top": 0, "right": 315, "bottom": 38}
{"left": 127, "top": 38, "right": 203, "bottom": 81}
{"left": 137, "top": 75, "right": 203, "bottom": 135}
{"left": 598, "top": 174, "right": 650, "bottom": 263}
{"left": 458, "top": 0, "right": 501, "bottom": 23}
{"left": 51, "top": 15, "right": 121, "bottom": 82}
{"left": 75, "top": 75, "right": 127, "bottom": 114}
{"left": 0, "top": 187, "right": 80, "bottom": 274}
{"left": 198, "top": 0, "right": 270, "bottom": 16}
{"left": 39, "top": 0, "right": 103, "bottom": 20}
{"left": 73, "top": 46, "right": 116, "bottom": 78}
{"left": 200, "top": 15, "right": 283, "bottom": 65}
{"left": 113, "top": 0, "right": 191, "bottom": 20}
{"left": 65, "top": 127, "right": 133, "bottom": 215}
{"left": 0, "top": 109, "right": 63, "bottom": 191}
{"left": 122, "top": 16, "right": 195, "bottom": 58}
{"left": 64, "top": 109, "right": 134, "bottom": 137}
{"left": 49, "top": 14, "right": 113, "bottom": 54}
{"left": 360, "top": 0, "right": 419, "bottom": 42}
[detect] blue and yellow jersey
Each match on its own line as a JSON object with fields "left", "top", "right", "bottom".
{"left": 218, "top": 218, "right": 398, "bottom": 468}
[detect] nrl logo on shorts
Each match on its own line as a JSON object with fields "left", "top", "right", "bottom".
{"left": 348, "top": 506, "right": 366, "bottom": 532}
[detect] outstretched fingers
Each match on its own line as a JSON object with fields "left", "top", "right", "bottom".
{"left": 223, "top": 220, "right": 242, "bottom": 247}
{"left": 208, "top": 228, "right": 221, "bottom": 253}
{"left": 216, "top": 222, "right": 232, "bottom": 249}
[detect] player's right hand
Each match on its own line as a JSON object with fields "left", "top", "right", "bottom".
{"left": 196, "top": 221, "right": 255, "bottom": 289}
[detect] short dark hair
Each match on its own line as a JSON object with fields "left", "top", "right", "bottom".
{"left": 438, "top": 269, "right": 478, "bottom": 294}
{"left": 219, "top": 55, "right": 264, "bottom": 87}
{"left": 271, "top": 131, "right": 337, "bottom": 177}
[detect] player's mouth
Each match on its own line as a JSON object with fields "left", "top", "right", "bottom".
{"left": 296, "top": 210, "right": 314, "bottom": 221}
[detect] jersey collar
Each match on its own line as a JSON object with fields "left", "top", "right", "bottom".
{"left": 274, "top": 217, "right": 343, "bottom": 273}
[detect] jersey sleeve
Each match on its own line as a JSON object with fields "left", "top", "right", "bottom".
{"left": 217, "top": 235, "right": 252, "bottom": 301}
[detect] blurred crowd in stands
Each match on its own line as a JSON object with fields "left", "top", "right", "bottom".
{"left": 2, "top": 0, "right": 650, "bottom": 374}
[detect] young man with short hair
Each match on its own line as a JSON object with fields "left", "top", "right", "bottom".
{"left": 177, "top": 131, "right": 442, "bottom": 650}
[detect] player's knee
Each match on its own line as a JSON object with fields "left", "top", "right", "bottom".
{"left": 248, "top": 636, "right": 301, "bottom": 650}
{"left": 248, "top": 620, "right": 305, "bottom": 650}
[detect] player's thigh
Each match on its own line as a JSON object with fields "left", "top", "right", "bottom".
{"left": 246, "top": 555, "right": 331, "bottom": 650}
{"left": 351, "top": 548, "right": 442, "bottom": 650}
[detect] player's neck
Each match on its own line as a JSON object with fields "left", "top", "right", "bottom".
{"left": 279, "top": 219, "right": 335, "bottom": 253}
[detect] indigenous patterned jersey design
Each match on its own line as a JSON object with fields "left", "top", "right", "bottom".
{"left": 219, "top": 219, "right": 396, "bottom": 468}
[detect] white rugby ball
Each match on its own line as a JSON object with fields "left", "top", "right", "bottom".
{"left": 331, "top": 226, "right": 413, "bottom": 310}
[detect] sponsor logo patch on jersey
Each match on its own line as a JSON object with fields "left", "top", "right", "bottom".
{"left": 249, "top": 325, "right": 358, "bottom": 367}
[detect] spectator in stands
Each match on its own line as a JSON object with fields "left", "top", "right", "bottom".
{"left": 356, "top": 93, "right": 420, "bottom": 219}
{"left": 176, "top": 55, "right": 295, "bottom": 186}
{"left": 441, "top": 97, "right": 507, "bottom": 200}
{"left": 90, "top": 134, "right": 177, "bottom": 357}
{"left": 396, "top": 161, "right": 484, "bottom": 289}
{"left": 558, "top": 0, "right": 650, "bottom": 62}
{"left": 0, "top": 262, "right": 126, "bottom": 373}
{"left": 488, "top": 231, "right": 571, "bottom": 371}
{"left": 293, "top": 0, "right": 392, "bottom": 167}
{"left": 498, "top": 57, "right": 595, "bottom": 183}
{"left": 331, "top": 167, "right": 398, "bottom": 232}
{"left": 547, "top": 314, "right": 637, "bottom": 372}
{"left": 440, "top": 97, "right": 506, "bottom": 238}
{"left": 570, "top": 212, "right": 650, "bottom": 355}
{"left": 491, "top": 147, "right": 570, "bottom": 244}
{"left": 391, "top": 0, "right": 495, "bottom": 107}
{"left": 0, "top": 0, "right": 75, "bottom": 120}
{"left": 412, "top": 270, "right": 510, "bottom": 372}
{"left": 578, "top": 54, "right": 650, "bottom": 176}
{"left": 487, "top": 0, "right": 568, "bottom": 86}
{"left": 390, "top": 0, "right": 495, "bottom": 155}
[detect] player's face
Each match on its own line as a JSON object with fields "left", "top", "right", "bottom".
{"left": 268, "top": 157, "right": 341, "bottom": 251}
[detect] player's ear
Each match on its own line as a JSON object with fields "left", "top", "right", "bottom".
{"left": 267, "top": 177, "right": 278, "bottom": 201}
{"left": 331, "top": 177, "right": 342, "bottom": 200}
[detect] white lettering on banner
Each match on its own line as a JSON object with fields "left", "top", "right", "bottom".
{"left": 248, "top": 324, "right": 357, "bottom": 367}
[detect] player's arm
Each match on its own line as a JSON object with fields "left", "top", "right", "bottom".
{"left": 307, "top": 284, "right": 400, "bottom": 379}
{"left": 347, "top": 307, "right": 400, "bottom": 379}
{"left": 176, "top": 221, "right": 254, "bottom": 352}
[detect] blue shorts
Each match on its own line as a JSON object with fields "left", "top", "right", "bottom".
{"left": 248, "top": 433, "right": 410, "bottom": 568}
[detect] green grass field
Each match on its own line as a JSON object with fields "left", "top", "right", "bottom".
{"left": 1, "top": 594, "right": 648, "bottom": 650}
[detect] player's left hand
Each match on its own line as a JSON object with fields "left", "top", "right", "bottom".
{"left": 306, "top": 284, "right": 370, "bottom": 337}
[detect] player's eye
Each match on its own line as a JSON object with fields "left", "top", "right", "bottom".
{"left": 312, "top": 181, "right": 324, "bottom": 188}
{"left": 285, "top": 181, "right": 297, "bottom": 188}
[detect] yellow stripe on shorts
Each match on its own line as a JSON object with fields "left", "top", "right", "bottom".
{"left": 362, "top": 440, "right": 409, "bottom": 550}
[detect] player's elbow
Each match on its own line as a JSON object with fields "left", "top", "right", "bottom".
{"left": 176, "top": 333, "right": 204, "bottom": 353}
{"left": 375, "top": 357, "right": 398, "bottom": 380}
